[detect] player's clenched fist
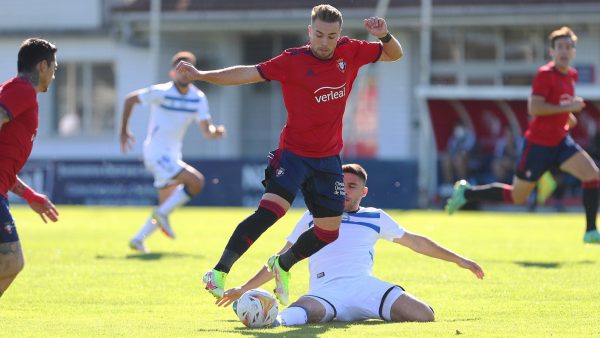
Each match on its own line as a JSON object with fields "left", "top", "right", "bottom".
{"left": 363, "top": 16, "right": 389, "bottom": 39}
{"left": 175, "top": 60, "right": 199, "bottom": 81}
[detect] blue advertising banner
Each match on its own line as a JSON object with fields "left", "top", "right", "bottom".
{"left": 14, "top": 159, "right": 418, "bottom": 209}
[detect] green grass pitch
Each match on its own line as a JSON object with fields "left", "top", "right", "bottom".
{"left": 1, "top": 206, "right": 599, "bottom": 337}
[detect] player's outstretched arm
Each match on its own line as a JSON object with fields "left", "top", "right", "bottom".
{"left": 216, "top": 242, "right": 293, "bottom": 307}
{"left": 363, "top": 17, "right": 403, "bottom": 62}
{"left": 199, "top": 120, "right": 226, "bottom": 140}
{"left": 528, "top": 95, "right": 585, "bottom": 116}
{"left": 10, "top": 176, "right": 59, "bottom": 223}
{"left": 175, "top": 62, "right": 264, "bottom": 86}
{"left": 119, "top": 92, "right": 141, "bottom": 154}
{"left": 394, "top": 231, "right": 484, "bottom": 279}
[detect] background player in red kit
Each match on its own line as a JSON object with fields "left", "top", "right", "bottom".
{"left": 176, "top": 4, "right": 403, "bottom": 304}
{"left": 446, "top": 26, "right": 600, "bottom": 244}
{"left": 0, "top": 38, "right": 60, "bottom": 298}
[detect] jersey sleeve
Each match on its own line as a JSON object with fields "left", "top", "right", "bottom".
{"left": 353, "top": 39, "right": 383, "bottom": 66}
{"left": 0, "top": 82, "right": 36, "bottom": 120}
{"left": 286, "top": 210, "right": 313, "bottom": 244}
{"left": 377, "top": 209, "right": 405, "bottom": 241}
{"left": 531, "top": 70, "right": 551, "bottom": 98}
{"left": 194, "top": 91, "right": 211, "bottom": 122}
{"left": 136, "top": 85, "right": 163, "bottom": 106}
{"left": 256, "top": 52, "right": 289, "bottom": 83}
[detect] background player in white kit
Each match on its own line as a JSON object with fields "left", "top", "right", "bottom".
{"left": 119, "top": 51, "right": 225, "bottom": 253}
{"left": 217, "top": 164, "right": 484, "bottom": 325}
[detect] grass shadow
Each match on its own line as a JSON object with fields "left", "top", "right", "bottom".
{"left": 441, "top": 317, "right": 481, "bottom": 322}
{"left": 195, "top": 320, "right": 396, "bottom": 337}
{"left": 513, "top": 260, "right": 595, "bottom": 269}
{"left": 95, "top": 252, "right": 204, "bottom": 261}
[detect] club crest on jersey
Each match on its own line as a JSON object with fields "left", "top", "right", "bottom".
{"left": 276, "top": 167, "right": 286, "bottom": 177}
{"left": 336, "top": 58, "right": 347, "bottom": 73}
{"left": 3, "top": 222, "right": 14, "bottom": 235}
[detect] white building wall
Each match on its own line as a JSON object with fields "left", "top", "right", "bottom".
{"left": 376, "top": 31, "right": 414, "bottom": 160}
{"left": 0, "top": 0, "right": 103, "bottom": 30}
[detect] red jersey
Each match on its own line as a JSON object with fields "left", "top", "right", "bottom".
{"left": 525, "top": 62, "right": 578, "bottom": 146}
{"left": 0, "top": 77, "right": 38, "bottom": 197}
{"left": 256, "top": 37, "right": 382, "bottom": 157}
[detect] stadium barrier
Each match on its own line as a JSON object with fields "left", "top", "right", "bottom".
{"left": 13, "top": 159, "right": 419, "bottom": 209}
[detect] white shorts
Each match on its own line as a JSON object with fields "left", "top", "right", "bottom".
{"left": 306, "top": 276, "right": 404, "bottom": 322}
{"left": 143, "top": 151, "right": 186, "bottom": 189}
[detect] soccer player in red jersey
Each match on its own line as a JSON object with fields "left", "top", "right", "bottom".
{"left": 446, "top": 27, "right": 600, "bottom": 244}
{"left": 0, "top": 38, "right": 60, "bottom": 298}
{"left": 176, "top": 4, "right": 403, "bottom": 303}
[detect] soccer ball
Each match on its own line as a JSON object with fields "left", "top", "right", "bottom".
{"left": 232, "top": 288, "right": 278, "bottom": 328}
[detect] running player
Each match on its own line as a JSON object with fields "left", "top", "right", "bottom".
{"left": 446, "top": 26, "right": 600, "bottom": 244}
{"left": 217, "top": 164, "right": 484, "bottom": 325}
{"left": 0, "top": 38, "right": 60, "bottom": 298}
{"left": 176, "top": 4, "right": 403, "bottom": 304}
{"left": 120, "top": 51, "right": 225, "bottom": 253}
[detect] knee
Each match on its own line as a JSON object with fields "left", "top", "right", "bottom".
{"left": 512, "top": 196, "right": 528, "bottom": 205}
{"left": 186, "top": 172, "right": 205, "bottom": 196}
{"left": 0, "top": 256, "right": 24, "bottom": 279}
{"left": 511, "top": 191, "right": 528, "bottom": 205}
{"left": 419, "top": 307, "right": 435, "bottom": 322}
{"left": 393, "top": 305, "right": 435, "bottom": 323}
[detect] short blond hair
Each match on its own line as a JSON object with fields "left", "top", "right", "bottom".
{"left": 311, "top": 4, "right": 343, "bottom": 26}
{"left": 549, "top": 26, "right": 577, "bottom": 48}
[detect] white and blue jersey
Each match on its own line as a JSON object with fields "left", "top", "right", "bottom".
{"left": 287, "top": 207, "right": 405, "bottom": 292}
{"left": 137, "top": 82, "right": 211, "bottom": 188}
{"left": 138, "top": 81, "right": 210, "bottom": 155}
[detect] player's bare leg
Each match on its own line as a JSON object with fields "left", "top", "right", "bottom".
{"left": 510, "top": 177, "right": 537, "bottom": 205}
{"left": 0, "top": 241, "right": 24, "bottom": 297}
{"left": 130, "top": 166, "right": 204, "bottom": 251}
{"left": 389, "top": 292, "right": 435, "bottom": 322}
{"left": 560, "top": 150, "right": 600, "bottom": 243}
{"left": 153, "top": 167, "right": 204, "bottom": 239}
{"left": 275, "top": 296, "right": 330, "bottom": 326}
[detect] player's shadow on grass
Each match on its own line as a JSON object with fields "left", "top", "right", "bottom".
{"left": 95, "top": 252, "right": 204, "bottom": 261}
{"left": 513, "top": 260, "right": 595, "bottom": 269}
{"left": 197, "top": 320, "right": 403, "bottom": 337}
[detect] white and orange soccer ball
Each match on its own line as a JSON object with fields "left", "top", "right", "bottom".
{"left": 232, "top": 288, "right": 278, "bottom": 328}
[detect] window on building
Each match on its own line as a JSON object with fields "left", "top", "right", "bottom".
{"left": 503, "top": 73, "right": 536, "bottom": 86}
{"left": 53, "top": 62, "right": 116, "bottom": 136}
{"left": 466, "top": 76, "right": 495, "bottom": 86}
{"left": 239, "top": 33, "right": 304, "bottom": 157}
{"left": 431, "top": 74, "right": 457, "bottom": 85}
{"left": 432, "top": 29, "right": 460, "bottom": 63}
{"left": 504, "top": 29, "right": 540, "bottom": 62}
{"left": 464, "top": 30, "right": 496, "bottom": 61}
{"left": 430, "top": 27, "right": 559, "bottom": 86}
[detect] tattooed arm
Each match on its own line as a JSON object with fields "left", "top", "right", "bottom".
{"left": 11, "top": 177, "right": 59, "bottom": 223}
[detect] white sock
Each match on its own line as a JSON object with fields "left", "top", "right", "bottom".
{"left": 156, "top": 185, "right": 192, "bottom": 215}
{"left": 278, "top": 307, "right": 308, "bottom": 326}
{"left": 133, "top": 217, "right": 158, "bottom": 241}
